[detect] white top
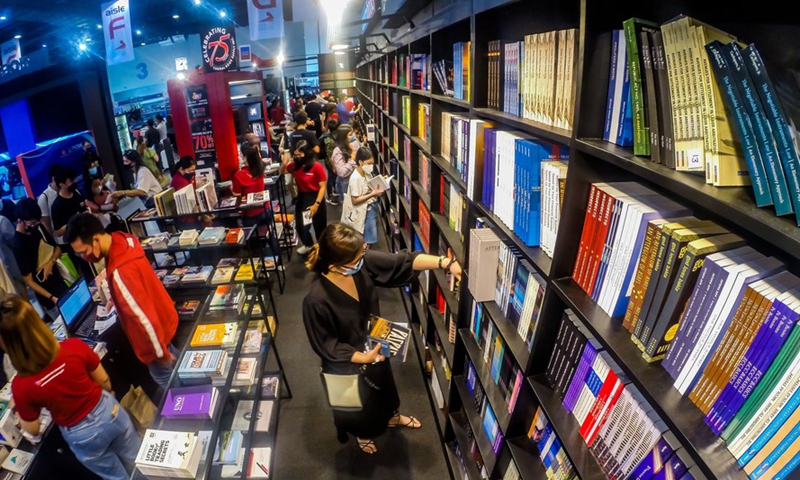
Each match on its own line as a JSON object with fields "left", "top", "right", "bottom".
{"left": 348, "top": 169, "right": 377, "bottom": 206}
{"left": 156, "top": 122, "right": 167, "bottom": 141}
{"left": 135, "top": 166, "right": 162, "bottom": 198}
{"left": 37, "top": 185, "right": 58, "bottom": 219}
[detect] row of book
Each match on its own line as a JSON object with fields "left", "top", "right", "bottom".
{"left": 467, "top": 303, "right": 525, "bottom": 416}
{"left": 418, "top": 103, "right": 431, "bottom": 146}
{"left": 453, "top": 41, "right": 471, "bottom": 102}
{"left": 401, "top": 95, "right": 411, "bottom": 128}
{"left": 469, "top": 228, "right": 546, "bottom": 350}
{"left": 493, "top": 29, "right": 578, "bottom": 131}
{"left": 465, "top": 359, "right": 506, "bottom": 457}
{"left": 605, "top": 16, "right": 800, "bottom": 226}
{"left": 544, "top": 311, "right": 703, "bottom": 479}
{"left": 380, "top": 52, "right": 431, "bottom": 90}
{"left": 155, "top": 256, "right": 276, "bottom": 286}
{"left": 527, "top": 407, "right": 578, "bottom": 480}
{"left": 432, "top": 59, "right": 455, "bottom": 97}
{"left": 140, "top": 226, "right": 244, "bottom": 250}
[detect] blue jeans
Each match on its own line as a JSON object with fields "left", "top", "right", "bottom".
{"left": 60, "top": 391, "right": 140, "bottom": 480}
{"left": 364, "top": 203, "right": 379, "bottom": 244}
{"left": 147, "top": 343, "right": 180, "bottom": 389}
{"left": 336, "top": 176, "right": 350, "bottom": 202}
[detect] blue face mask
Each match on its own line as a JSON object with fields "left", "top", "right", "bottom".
{"left": 338, "top": 257, "right": 364, "bottom": 276}
{"left": 89, "top": 166, "right": 99, "bottom": 176}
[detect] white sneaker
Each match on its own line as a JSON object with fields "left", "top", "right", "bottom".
{"left": 297, "top": 245, "right": 311, "bottom": 255}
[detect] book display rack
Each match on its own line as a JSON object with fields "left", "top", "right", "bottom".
{"left": 127, "top": 209, "right": 290, "bottom": 479}
{"left": 357, "top": 0, "right": 800, "bottom": 479}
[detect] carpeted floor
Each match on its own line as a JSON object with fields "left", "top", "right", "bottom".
{"left": 271, "top": 202, "right": 450, "bottom": 480}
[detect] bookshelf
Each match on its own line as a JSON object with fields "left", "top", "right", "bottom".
{"left": 357, "top": 0, "right": 800, "bottom": 479}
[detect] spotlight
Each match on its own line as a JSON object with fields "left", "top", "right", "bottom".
{"left": 193, "top": 0, "right": 201, "bottom": 5}
{"left": 42, "top": 44, "right": 47, "bottom": 48}
{"left": 331, "top": 43, "right": 349, "bottom": 51}
{"left": 0, "top": 16, "right": 6, "bottom": 21}
{"left": 177, "top": 72, "right": 186, "bottom": 80}
{"left": 97, "top": 24, "right": 103, "bottom": 29}
{"left": 219, "top": 10, "right": 227, "bottom": 18}
{"left": 14, "top": 34, "right": 21, "bottom": 39}
{"left": 136, "top": 29, "right": 142, "bottom": 35}
{"left": 253, "top": 62, "right": 258, "bottom": 68}
{"left": 276, "top": 52, "right": 285, "bottom": 65}
{"left": 141, "top": 42, "right": 146, "bottom": 46}
{"left": 173, "top": 14, "right": 180, "bottom": 19}
{"left": 78, "top": 42, "right": 87, "bottom": 51}
{"left": 334, "top": 51, "right": 345, "bottom": 55}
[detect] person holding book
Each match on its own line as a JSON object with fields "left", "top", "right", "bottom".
{"left": 112, "top": 150, "right": 163, "bottom": 207}
{"left": 0, "top": 297, "right": 140, "bottom": 480}
{"left": 233, "top": 146, "right": 280, "bottom": 256}
{"left": 303, "top": 222, "right": 462, "bottom": 454}
{"left": 341, "top": 147, "right": 383, "bottom": 245}
{"left": 65, "top": 213, "right": 179, "bottom": 388}
{"left": 280, "top": 140, "right": 327, "bottom": 255}
{"left": 330, "top": 124, "right": 357, "bottom": 202}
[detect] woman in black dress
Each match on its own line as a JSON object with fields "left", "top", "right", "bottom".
{"left": 303, "top": 223, "right": 462, "bottom": 454}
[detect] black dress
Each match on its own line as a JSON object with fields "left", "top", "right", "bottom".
{"left": 303, "top": 249, "right": 420, "bottom": 439}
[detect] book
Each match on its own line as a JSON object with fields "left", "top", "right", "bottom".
{"left": 176, "top": 300, "right": 200, "bottom": 316}
{"left": 161, "top": 385, "right": 219, "bottom": 419}
{"left": 261, "top": 375, "right": 280, "bottom": 399}
{"left": 233, "top": 357, "right": 257, "bottom": 386}
{"left": 225, "top": 228, "right": 244, "bottom": 245}
{"left": 179, "top": 229, "right": 199, "bottom": 247}
{"left": 242, "top": 327, "right": 263, "bottom": 354}
{"left": 212, "top": 266, "right": 236, "bottom": 284}
{"left": 217, "top": 257, "right": 241, "bottom": 268}
{"left": 214, "top": 430, "right": 243, "bottom": 465}
{"left": 217, "top": 197, "right": 237, "bottom": 209}
{"left": 135, "top": 430, "right": 201, "bottom": 478}
{"left": 180, "top": 265, "right": 213, "bottom": 284}
{"left": 190, "top": 323, "right": 239, "bottom": 348}
{"left": 623, "top": 18, "right": 659, "bottom": 157}
{"left": 177, "top": 349, "right": 227, "bottom": 378}
{"left": 209, "top": 284, "right": 246, "bottom": 314}
{"left": 198, "top": 227, "right": 227, "bottom": 245}
{"left": 367, "top": 315, "right": 411, "bottom": 361}
{"left": 248, "top": 447, "right": 272, "bottom": 478}
{"left": 235, "top": 264, "right": 254, "bottom": 282}
{"left": 367, "top": 175, "right": 393, "bottom": 194}
{"left": 245, "top": 190, "right": 270, "bottom": 205}
{"left": 0, "top": 450, "right": 33, "bottom": 475}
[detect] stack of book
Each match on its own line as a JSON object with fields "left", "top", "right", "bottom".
{"left": 177, "top": 349, "right": 228, "bottom": 380}
{"left": 134, "top": 430, "right": 202, "bottom": 478}
{"left": 153, "top": 188, "right": 177, "bottom": 217}
{"left": 440, "top": 176, "right": 465, "bottom": 240}
{"left": 418, "top": 200, "right": 431, "bottom": 252}
{"left": 190, "top": 322, "right": 239, "bottom": 348}
{"left": 225, "top": 228, "right": 244, "bottom": 245}
{"left": 174, "top": 185, "right": 198, "bottom": 215}
{"left": 234, "top": 263, "right": 254, "bottom": 282}
{"left": 176, "top": 299, "right": 201, "bottom": 316}
{"left": 198, "top": 227, "right": 227, "bottom": 246}
{"left": 141, "top": 233, "right": 170, "bottom": 250}
{"left": 233, "top": 357, "right": 257, "bottom": 387}
{"left": 464, "top": 363, "right": 505, "bottom": 456}
{"left": 245, "top": 190, "right": 269, "bottom": 205}
{"left": 160, "top": 385, "right": 220, "bottom": 419}
{"left": 418, "top": 104, "right": 431, "bottom": 145}
{"left": 432, "top": 59, "right": 454, "bottom": 96}
{"left": 196, "top": 181, "right": 218, "bottom": 212}
{"left": 180, "top": 265, "right": 213, "bottom": 284}
{"left": 487, "top": 40, "right": 503, "bottom": 111}
{"left": 208, "top": 284, "right": 247, "bottom": 315}
{"left": 527, "top": 407, "right": 577, "bottom": 479}
{"left": 410, "top": 54, "right": 430, "bottom": 90}
{"left": 179, "top": 229, "right": 199, "bottom": 247}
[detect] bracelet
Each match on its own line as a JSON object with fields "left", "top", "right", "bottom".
{"left": 438, "top": 256, "right": 445, "bottom": 269}
{"left": 315, "top": 201, "right": 321, "bottom": 205}
{"left": 445, "top": 257, "right": 456, "bottom": 272}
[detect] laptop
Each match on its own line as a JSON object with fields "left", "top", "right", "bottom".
{"left": 57, "top": 278, "right": 100, "bottom": 339}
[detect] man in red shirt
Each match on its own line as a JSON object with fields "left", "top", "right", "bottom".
{"left": 65, "top": 213, "right": 179, "bottom": 388}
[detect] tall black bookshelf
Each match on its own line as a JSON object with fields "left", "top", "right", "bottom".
{"left": 356, "top": 0, "right": 800, "bottom": 479}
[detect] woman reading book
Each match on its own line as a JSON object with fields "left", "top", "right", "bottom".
{"left": 341, "top": 147, "right": 383, "bottom": 245}
{"left": 302, "top": 223, "right": 461, "bottom": 454}
{"left": 0, "top": 297, "right": 140, "bottom": 480}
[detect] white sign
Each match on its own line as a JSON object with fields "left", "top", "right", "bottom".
{"left": 1, "top": 39, "right": 21, "bottom": 65}
{"left": 248, "top": 0, "right": 284, "bottom": 40}
{"left": 102, "top": 0, "right": 134, "bottom": 65}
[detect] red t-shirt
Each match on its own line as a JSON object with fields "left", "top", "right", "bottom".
{"left": 13, "top": 339, "right": 103, "bottom": 427}
{"left": 171, "top": 172, "right": 194, "bottom": 191}
{"left": 232, "top": 167, "right": 266, "bottom": 218}
{"left": 287, "top": 161, "right": 326, "bottom": 193}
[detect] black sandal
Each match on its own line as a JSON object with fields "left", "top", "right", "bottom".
{"left": 357, "top": 437, "right": 377, "bottom": 454}
{"left": 388, "top": 414, "right": 422, "bottom": 428}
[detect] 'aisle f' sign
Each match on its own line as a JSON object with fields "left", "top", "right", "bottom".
{"left": 102, "top": 0, "right": 134, "bottom": 65}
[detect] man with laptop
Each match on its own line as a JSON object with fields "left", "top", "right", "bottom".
{"left": 65, "top": 213, "right": 178, "bottom": 388}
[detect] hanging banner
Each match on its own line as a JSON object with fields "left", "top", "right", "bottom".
{"left": 1, "top": 39, "right": 21, "bottom": 65}
{"left": 248, "top": 0, "right": 284, "bottom": 40}
{"left": 201, "top": 25, "right": 238, "bottom": 73}
{"left": 185, "top": 84, "right": 216, "bottom": 167}
{"left": 102, "top": 0, "right": 135, "bottom": 65}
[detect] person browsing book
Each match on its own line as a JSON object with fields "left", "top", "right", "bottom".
{"left": 65, "top": 213, "right": 179, "bottom": 388}
{"left": 330, "top": 125, "right": 357, "bottom": 201}
{"left": 233, "top": 146, "right": 280, "bottom": 256}
{"left": 112, "top": 150, "right": 163, "bottom": 207}
{"left": 341, "top": 147, "right": 383, "bottom": 245}
{"left": 1, "top": 297, "right": 140, "bottom": 480}
{"left": 280, "top": 140, "right": 327, "bottom": 255}
{"left": 170, "top": 156, "right": 196, "bottom": 191}
{"left": 302, "top": 223, "right": 462, "bottom": 454}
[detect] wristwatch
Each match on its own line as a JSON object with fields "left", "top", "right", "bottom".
{"left": 445, "top": 257, "right": 456, "bottom": 272}
{"left": 315, "top": 201, "right": 321, "bottom": 205}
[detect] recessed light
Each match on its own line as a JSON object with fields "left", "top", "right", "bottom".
{"left": 136, "top": 29, "right": 142, "bottom": 35}
{"left": 42, "top": 44, "right": 47, "bottom": 48}
{"left": 141, "top": 42, "right": 146, "bottom": 46}
{"left": 13, "top": 35, "right": 21, "bottom": 39}
{"left": 193, "top": 0, "right": 201, "bottom": 5}
{"left": 173, "top": 14, "right": 180, "bottom": 19}
{"left": 219, "top": 10, "right": 227, "bottom": 18}
{"left": 0, "top": 16, "right": 7, "bottom": 21}
{"left": 97, "top": 24, "right": 102, "bottom": 29}
{"left": 78, "top": 42, "right": 87, "bottom": 51}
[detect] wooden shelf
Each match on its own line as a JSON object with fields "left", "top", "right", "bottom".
{"left": 391, "top": 84, "right": 411, "bottom": 92}
{"left": 411, "top": 222, "right": 429, "bottom": 253}
{"left": 527, "top": 374, "right": 606, "bottom": 480}
{"left": 577, "top": 138, "right": 800, "bottom": 266}
{"left": 481, "top": 301, "right": 531, "bottom": 371}
{"left": 445, "top": 441, "right": 468, "bottom": 480}
{"left": 472, "top": 108, "right": 572, "bottom": 145}
{"left": 507, "top": 436, "right": 546, "bottom": 480}
{"left": 432, "top": 269, "right": 459, "bottom": 315}
{"left": 410, "top": 88, "right": 431, "bottom": 98}
{"left": 460, "top": 329, "right": 514, "bottom": 433}
{"left": 412, "top": 180, "right": 432, "bottom": 212}
{"left": 473, "top": 201, "right": 552, "bottom": 279}
{"left": 398, "top": 194, "right": 412, "bottom": 218}
{"left": 450, "top": 413, "right": 485, "bottom": 480}
{"left": 432, "top": 155, "right": 468, "bottom": 193}
{"left": 396, "top": 156, "right": 410, "bottom": 176}
{"left": 551, "top": 278, "right": 748, "bottom": 480}
{"left": 453, "top": 375, "right": 498, "bottom": 474}
{"left": 428, "top": 304, "right": 456, "bottom": 364}
{"left": 432, "top": 93, "right": 471, "bottom": 109}
{"left": 411, "top": 135, "right": 432, "bottom": 155}
{"left": 431, "top": 212, "right": 466, "bottom": 265}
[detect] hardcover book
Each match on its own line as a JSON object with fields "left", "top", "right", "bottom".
{"left": 161, "top": 385, "right": 219, "bottom": 419}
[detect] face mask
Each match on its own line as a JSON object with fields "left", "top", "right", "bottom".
{"left": 183, "top": 172, "right": 195, "bottom": 181}
{"left": 69, "top": 184, "right": 78, "bottom": 193}
{"left": 349, "top": 135, "right": 357, "bottom": 143}
{"left": 89, "top": 166, "right": 98, "bottom": 176}
{"left": 25, "top": 223, "right": 38, "bottom": 232}
{"left": 338, "top": 257, "right": 364, "bottom": 276}
{"left": 362, "top": 164, "right": 374, "bottom": 174}
{"left": 82, "top": 242, "right": 102, "bottom": 263}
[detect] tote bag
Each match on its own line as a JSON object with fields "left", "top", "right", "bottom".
{"left": 319, "top": 371, "right": 363, "bottom": 411}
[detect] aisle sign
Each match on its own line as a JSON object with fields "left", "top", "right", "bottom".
{"left": 201, "top": 26, "right": 238, "bottom": 73}
{"left": 248, "top": 0, "right": 284, "bottom": 40}
{"left": 101, "top": 0, "right": 134, "bottom": 65}
{"left": 1, "top": 39, "right": 21, "bottom": 65}
{"left": 185, "top": 84, "right": 216, "bottom": 167}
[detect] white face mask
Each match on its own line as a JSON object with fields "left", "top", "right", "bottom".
{"left": 362, "top": 164, "right": 374, "bottom": 174}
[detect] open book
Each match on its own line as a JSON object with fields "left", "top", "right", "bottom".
{"left": 367, "top": 175, "right": 393, "bottom": 194}
{"left": 367, "top": 315, "right": 410, "bottom": 362}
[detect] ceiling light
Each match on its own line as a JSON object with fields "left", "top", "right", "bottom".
{"left": 253, "top": 62, "right": 258, "bottom": 68}
{"left": 193, "top": 0, "right": 201, "bottom": 5}
{"left": 78, "top": 42, "right": 87, "bottom": 51}
{"left": 177, "top": 72, "right": 186, "bottom": 80}
{"left": 14, "top": 35, "right": 21, "bottom": 39}
{"left": 141, "top": 42, "right": 146, "bottom": 46}
{"left": 276, "top": 52, "right": 285, "bottom": 65}
{"left": 97, "top": 24, "right": 103, "bottom": 29}
{"left": 0, "top": 16, "right": 6, "bottom": 21}
{"left": 219, "top": 10, "right": 227, "bottom": 18}
{"left": 173, "top": 14, "right": 180, "bottom": 19}
{"left": 42, "top": 44, "right": 47, "bottom": 48}
{"left": 136, "top": 29, "right": 142, "bottom": 35}
{"left": 334, "top": 51, "right": 345, "bottom": 55}
{"left": 331, "top": 43, "right": 349, "bottom": 51}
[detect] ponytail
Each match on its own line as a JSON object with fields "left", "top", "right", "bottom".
{"left": 306, "top": 223, "right": 364, "bottom": 274}
{"left": 305, "top": 244, "right": 321, "bottom": 272}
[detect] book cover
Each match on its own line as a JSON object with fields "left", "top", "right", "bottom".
{"left": 178, "top": 349, "right": 226, "bottom": 377}
{"left": 214, "top": 430, "right": 243, "bottom": 465}
{"left": 248, "top": 447, "right": 272, "bottom": 478}
{"left": 368, "top": 315, "right": 411, "bottom": 360}
{"left": 235, "top": 264, "right": 254, "bottom": 282}
{"left": 622, "top": 18, "right": 660, "bottom": 157}
{"left": 0, "top": 450, "right": 33, "bottom": 475}
{"left": 135, "top": 430, "right": 200, "bottom": 477}
{"left": 161, "top": 385, "right": 218, "bottom": 419}
{"left": 261, "top": 375, "right": 280, "bottom": 399}
{"left": 191, "top": 323, "right": 239, "bottom": 348}
{"left": 176, "top": 300, "right": 200, "bottom": 316}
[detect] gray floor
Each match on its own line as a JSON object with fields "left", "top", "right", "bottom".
{"left": 271, "top": 202, "right": 451, "bottom": 480}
